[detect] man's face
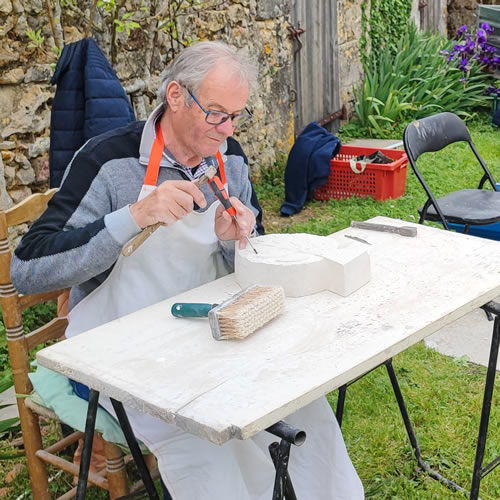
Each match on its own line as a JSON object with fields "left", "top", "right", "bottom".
{"left": 178, "top": 63, "right": 249, "bottom": 159}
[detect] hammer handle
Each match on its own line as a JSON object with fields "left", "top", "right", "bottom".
{"left": 122, "top": 166, "right": 217, "bottom": 257}
{"left": 122, "top": 222, "right": 163, "bottom": 256}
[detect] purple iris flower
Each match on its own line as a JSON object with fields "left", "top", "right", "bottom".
{"left": 481, "top": 22, "right": 494, "bottom": 34}
{"left": 477, "top": 29, "right": 487, "bottom": 44}
{"left": 443, "top": 23, "right": 500, "bottom": 76}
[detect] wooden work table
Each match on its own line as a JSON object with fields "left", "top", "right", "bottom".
{"left": 37, "top": 216, "right": 500, "bottom": 446}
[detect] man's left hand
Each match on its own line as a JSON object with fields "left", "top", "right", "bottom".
{"left": 215, "top": 197, "right": 256, "bottom": 249}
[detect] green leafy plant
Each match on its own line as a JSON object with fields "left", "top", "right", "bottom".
{"left": 354, "top": 25, "right": 492, "bottom": 137}
{"left": 360, "top": 0, "right": 412, "bottom": 66}
{"left": 114, "top": 12, "right": 141, "bottom": 36}
{"left": 26, "top": 28, "right": 45, "bottom": 52}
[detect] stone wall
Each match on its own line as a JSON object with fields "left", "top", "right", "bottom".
{"left": 337, "top": 0, "right": 365, "bottom": 117}
{"left": 0, "top": 1, "right": 457, "bottom": 214}
{"left": 0, "top": 0, "right": 298, "bottom": 211}
{"left": 448, "top": 0, "right": 499, "bottom": 36}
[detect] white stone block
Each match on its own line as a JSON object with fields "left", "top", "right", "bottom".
{"left": 235, "top": 233, "right": 370, "bottom": 297}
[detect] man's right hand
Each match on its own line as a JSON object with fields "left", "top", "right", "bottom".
{"left": 130, "top": 180, "right": 207, "bottom": 229}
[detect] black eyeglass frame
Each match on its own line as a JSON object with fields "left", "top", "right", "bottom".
{"left": 185, "top": 88, "right": 253, "bottom": 127}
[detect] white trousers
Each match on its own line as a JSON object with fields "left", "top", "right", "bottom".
{"left": 99, "top": 396, "right": 364, "bottom": 500}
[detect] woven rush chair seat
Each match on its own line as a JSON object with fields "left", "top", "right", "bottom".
{"left": 0, "top": 189, "right": 146, "bottom": 499}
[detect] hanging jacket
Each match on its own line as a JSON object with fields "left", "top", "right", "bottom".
{"left": 280, "top": 122, "right": 341, "bottom": 216}
{"left": 49, "top": 37, "right": 135, "bottom": 187}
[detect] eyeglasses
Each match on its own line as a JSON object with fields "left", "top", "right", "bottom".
{"left": 186, "top": 88, "right": 252, "bottom": 127}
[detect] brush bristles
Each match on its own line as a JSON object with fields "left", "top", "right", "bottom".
{"left": 213, "top": 285, "right": 285, "bottom": 340}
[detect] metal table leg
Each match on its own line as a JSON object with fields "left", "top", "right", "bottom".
{"left": 336, "top": 300, "right": 499, "bottom": 498}
{"left": 384, "top": 358, "right": 469, "bottom": 494}
{"left": 336, "top": 384, "right": 347, "bottom": 428}
{"left": 76, "top": 389, "right": 99, "bottom": 500}
{"left": 470, "top": 302, "right": 500, "bottom": 499}
{"left": 266, "top": 420, "right": 306, "bottom": 500}
{"left": 385, "top": 299, "right": 500, "bottom": 498}
{"left": 110, "top": 398, "right": 160, "bottom": 500}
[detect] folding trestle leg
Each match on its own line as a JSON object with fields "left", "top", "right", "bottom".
{"left": 470, "top": 302, "right": 500, "bottom": 499}
{"left": 384, "top": 358, "right": 469, "bottom": 495}
{"left": 386, "top": 301, "right": 500, "bottom": 499}
{"left": 266, "top": 421, "right": 306, "bottom": 500}
{"left": 110, "top": 398, "right": 160, "bottom": 500}
{"left": 75, "top": 390, "right": 160, "bottom": 500}
{"left": 76, "top": 389, "right": 100, "bottom": 500}
{"left": 336, "top": 384, "right": 347, "bottom": 427}
{"left": 335, "top": 300, "right": 499, "bottom": 499}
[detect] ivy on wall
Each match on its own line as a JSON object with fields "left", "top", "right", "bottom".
{"left": 360, "top": 0, "right": 412, "bottom": 66}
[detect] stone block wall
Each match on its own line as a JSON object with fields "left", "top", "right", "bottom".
{"left": 0, "top": 0, "right": 296, "bottom": 210}
{"left": 448, "top": 0, "right": 499, "bottom": 36}
{"left": 2, "top": 0, "right": 422, "bottom": 211}
{"left": 0, "top": 0, "right": 456, "bottom": 213}
{"left": 337, "top": 0, "right": 365, "bottom": 118}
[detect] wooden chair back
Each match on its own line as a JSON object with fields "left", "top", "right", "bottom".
{"left": 0, "top": 190, "right": 129, "bottom": 499}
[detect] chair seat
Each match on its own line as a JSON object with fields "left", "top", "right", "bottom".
{"left": 419, "top": 189, "right": 500, "bottom": 225}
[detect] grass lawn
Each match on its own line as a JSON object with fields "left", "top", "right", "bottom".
{"left": 0, "top": 113, "right": 499, "bottom": 498}
{"left": 253, "top": 112, "right": 500, "bottom": 499}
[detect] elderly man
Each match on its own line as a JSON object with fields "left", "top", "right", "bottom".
{"left": 11, "top": 41, "right": 363, "bottom": 499}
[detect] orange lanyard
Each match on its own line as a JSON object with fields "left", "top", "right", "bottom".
{"left": 144, "top": 121, "right": 226, "bottom": 186}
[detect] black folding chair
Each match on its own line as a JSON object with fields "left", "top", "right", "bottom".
{"left": 403, "top": 111, "right": 500, "bottom": 231}
{"left": 336, "top": 112, "right": 500, "bottom": 499}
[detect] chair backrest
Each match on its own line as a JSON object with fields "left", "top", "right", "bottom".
{"left": 404, "top": 111, "right": 497, "bottom": 193}
{"left": 0, "top": 190, "right": 137, "bottom": 499}
{"left": 403, "top": 111, "right": 472, "bottom": 163}
{"left": 0, "top": 189, "right": 69, "bottom": 498}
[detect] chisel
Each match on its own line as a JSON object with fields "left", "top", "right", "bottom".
{"left": 350, "top": 220, "right": 417, "bottom": 237}
{"left": 207, "top": 175, "right": 258, "bottom": 254}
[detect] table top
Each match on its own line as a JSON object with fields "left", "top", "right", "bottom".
{"left": 37, "top": 217, "right": 500, "bottom": 445}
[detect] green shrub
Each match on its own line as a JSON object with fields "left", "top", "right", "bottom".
{"left": 354, "top": 25, "right": 492, "bottom": 137}
{"left": 360, "top": 0, "right": 412, "bottom": 67}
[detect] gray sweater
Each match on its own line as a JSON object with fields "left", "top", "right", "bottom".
{"left": 11, "top": 107, "right": 263, "bottom": 311}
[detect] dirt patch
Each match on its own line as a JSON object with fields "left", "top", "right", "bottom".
{"left": 262, "top": 205, "right": 318, "bottom": 233}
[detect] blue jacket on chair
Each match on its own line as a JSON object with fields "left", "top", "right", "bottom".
{"left": 280, "top": 122, "right": 341, "bottom": 216}
{"left": 49, "top": 38, "right": 135, "bottom": 187}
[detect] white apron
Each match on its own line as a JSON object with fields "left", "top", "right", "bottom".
{"left": 66, "top": 125, "right": 364, "bottom": 499}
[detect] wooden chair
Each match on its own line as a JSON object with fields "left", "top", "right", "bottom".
{"left": 0, "top": 189, "right": 130, "bottom": 499}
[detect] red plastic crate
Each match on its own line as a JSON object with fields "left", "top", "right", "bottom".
{"left": 313, "top": 145, "right": 408, "bottom": 201}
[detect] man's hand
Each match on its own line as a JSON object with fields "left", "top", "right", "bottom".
{"left": 130, "top": 180, "right": 207, "bottom": 229}
{"left": 215, "top": 197, "right": 256, "bottom": 249}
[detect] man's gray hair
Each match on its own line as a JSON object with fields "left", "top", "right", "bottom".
{"left": 158, "top": 41, "right": 258, "bottom": 106}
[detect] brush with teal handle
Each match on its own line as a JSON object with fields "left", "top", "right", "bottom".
{"left": 171, "top": 303, "right": 218, "bottom": 317}
{"left": 171, "top": 285, "right": 286, "bottom": 340}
